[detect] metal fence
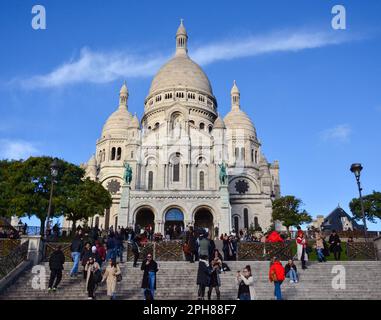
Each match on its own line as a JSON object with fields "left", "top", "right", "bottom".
{"left": 0, "top": 240, "right": 29, "bottom": 280}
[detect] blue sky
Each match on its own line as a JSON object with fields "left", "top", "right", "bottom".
{"left": 0, "top": 0, "right": 380, "bottom": 229}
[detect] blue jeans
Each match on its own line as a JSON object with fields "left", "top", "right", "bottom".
{"left": 70, "top": 252, "right": 80, "bottom": 275}
{"left": 106, "top": 248, "right": 116, "bottom": 261}
{"left": 317, "top": 249, "right": 325, "bottom": 261}
{"left": 143, "top": 271, "right": 156, "bottom": 300}
{"left": 274, "top": 281, "right": 282, "bottom": 300}
{"left": 116, "top": 246, "right": 123, "bottom": 262}
{"left": 286, "top": 269, "right": 298, "bottom": 282}
{"left": 239, "top": 293, "right": 251, "bottom": 300}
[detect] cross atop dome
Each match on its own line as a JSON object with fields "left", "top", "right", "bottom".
{"left": 176, "top": 19, "right": 188, "bottom": 56}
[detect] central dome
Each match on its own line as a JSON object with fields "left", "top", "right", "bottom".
{"left": 148, "top": 20, "right": 213, "bottom": 97}
{"left": 149, "top": 55, "right": 213, "bottom": 96}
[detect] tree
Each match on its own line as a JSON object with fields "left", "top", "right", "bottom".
{"left": 0, "top": 160, "right": 29, "bottom": 218}
{"left": 0, "top": 156, "right": 112, "bottom": 235}
{"left": 349, "top": 191, "right": 381, "bottom": 223}
{"left": 0, "top": 157, "right": 85, "bottom": 235}
{"left": 272, "top": 196, "right": 312, "bottom": 233}
{"left": 20, "top": 157, "right": 85, "bottom": 235}
{"left": 58, "top": 178, "right": 112, "bottom": 233}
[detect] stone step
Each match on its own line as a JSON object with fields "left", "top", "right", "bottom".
{"left": 2, "top": 260, "right": 381, "bottom": 300}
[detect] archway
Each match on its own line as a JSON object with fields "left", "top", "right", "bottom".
{"left": 164, "top": 208, "right": 184, "bottom": 240}
{"left": 135, "top": 208, "right": 155, "bottom": 235}
{"left": 194, "top": 208, "right": 214, "bottom": 235}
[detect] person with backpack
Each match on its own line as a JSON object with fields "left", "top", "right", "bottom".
{"left": 269, "top": 256, "right": 285, "bottom": 300}
{"left": 85, "top": 256, "right": 101, "bottom": 299}
{"left": 141, "top": 253, "right": 159, "bottom": 300}
{"left": 69, "top": 234, "right": 83, "bottom": 277}
{"left": 102, "top": 259, "right": 122, "bottom": 300}
{"left": 48, "top": 245, "right": 65, "bottom": 292}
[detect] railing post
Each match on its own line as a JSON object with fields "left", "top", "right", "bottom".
{"left": 21, "top": 235, "right": 43, "bottom": 265}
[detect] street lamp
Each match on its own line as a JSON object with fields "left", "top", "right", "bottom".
{"left": 350, "top": 163, "right": 367, "bottom": 240}
{"left": 45, "top": 158, "right": 59, "bottom": 240}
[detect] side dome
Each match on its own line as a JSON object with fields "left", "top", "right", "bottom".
{"left": 224, "top": 109, "right": 256, "bottom": 136}
{"left": 101, "top": 107, "right": 133, "bottom": 137}
{"left": 149, "top": 55, "right": 213, "bottom": 96}
{"left": 224, "top": 80, "right": 257, "bottom": 138}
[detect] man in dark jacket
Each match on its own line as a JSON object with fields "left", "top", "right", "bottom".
{"left": 329, "top": 230, "right": 342, "bottom": 260}
{"left": 141, "top": 254, "right": 158, "bottom": 300}
{"left": 196, "top": 255, "right": 212, "bottom": 300}
{"left": 70, "top": 234, "right": 83, "bottom": 277}
{"left": 48, "top": 246, "right": 65, "bottom": 291}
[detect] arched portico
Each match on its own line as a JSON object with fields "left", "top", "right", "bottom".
{"left": 134, "top": 206, "right": 156, "bottom": 234}
{"left": 192, "top": 206, "right": 215, "bottom": 235}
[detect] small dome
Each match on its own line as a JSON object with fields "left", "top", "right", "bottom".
{"left": 149, "top": 55, "right": 213, "bottom": 96}
{"left": 130, "top": 114, "right": 140, "bottom": 128}
{"left": 224, "top": 109, "right": 256, "bottom": 137}
{"left": 102, "top": 107, "right": 133, "bottom": 137}
{"left": 213, "top": 116, "right": 225, "bottom": 129}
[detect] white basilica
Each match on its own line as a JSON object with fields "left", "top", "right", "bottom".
{"left": 63, "top": 21, "right": 280, "bottom": 235}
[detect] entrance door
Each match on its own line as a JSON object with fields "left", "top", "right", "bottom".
{"left": 194, "top": 208, "right": 213, "bottom": 235}
{"left": 135, "top": 208, "right": 155, "bottom": 234}
{"left": 164, "top": 208, "right": 184, "bottom": 239}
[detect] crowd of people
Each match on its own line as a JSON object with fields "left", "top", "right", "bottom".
{"left": 0, "top": 226, "right": 22, "bottom": 239}
{"left": 44, "top": 223, "right": 346, "bottom": 301}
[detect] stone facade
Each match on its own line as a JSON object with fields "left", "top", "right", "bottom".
{"left": 63, "top": 21, "right": 280, "bottom": 235}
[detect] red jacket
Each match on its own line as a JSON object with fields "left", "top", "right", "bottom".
{"left": 96, "top": 245, "right": 106, "bottom": 261}
{"left": 269, "top": 261, "right": 285, "bottom": 282}
{"left": 266, "top": 231, "right": 284, "bottom": 243}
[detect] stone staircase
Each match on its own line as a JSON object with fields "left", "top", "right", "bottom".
{"left": 1, "top": 258, "right": 381, "bottom": 300}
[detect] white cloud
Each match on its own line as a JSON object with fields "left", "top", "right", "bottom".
{"left": 17, "top": 29, "right": 354, "bottom": 89}
{"left": 192, "top": 30, "right": 351, "bottom": 65}
{"left": 0, "top": 139, "right": 40, "bottom": 160}
{"left": 320, "top": 124, "right": 352, "bottom": 143}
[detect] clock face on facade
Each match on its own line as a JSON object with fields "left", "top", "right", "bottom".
{"left": 107, "top": 179, "right": 121, "bottom": 194}
{"left": 235, "top": 179, "right": 249, "bottom": 194}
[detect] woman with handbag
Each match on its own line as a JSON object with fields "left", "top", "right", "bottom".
{"left": 85, "top": 257, "right": 101, "bottom": 300}
{"left": 101, "top": 259, "right": 122, "bottom": 300}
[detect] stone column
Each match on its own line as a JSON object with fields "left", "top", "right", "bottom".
{"left": 118, "top": 183, "right": 131, "bottom": 228}
{"left": 219, "top": 185, "right": 231, "bottom": 234}
{"left": 21, "top": 235, "right": 43, "bottom": 265}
